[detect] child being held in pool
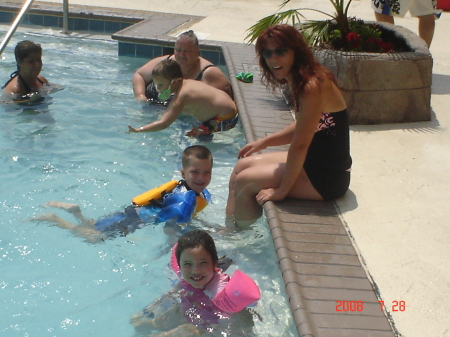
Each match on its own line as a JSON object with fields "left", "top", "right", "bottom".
{"left": 130, "top": 229, "right": 259, "bottom": 337}
{"left": 128, "top": 59, "right": 238, "bottom": 138}
{"left": 32, "top": 145, "right": 213, "bottom": 243}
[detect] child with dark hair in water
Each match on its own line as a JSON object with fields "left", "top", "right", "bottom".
{"left": 131, "top": 229, "right": 259, "bottom": 337}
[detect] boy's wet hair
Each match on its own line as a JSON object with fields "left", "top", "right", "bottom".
{"left": 175, "top": 229, "right": 219, "bottom": 266}
{"left": 152, "top": 59, "right": 183, "bottom": 81}
{"left": 177, "top": 30, "right": 199, "bottom": 47}
{"left": 15, "top": 40, "right": 42, "bottom": 63}
{"left": 182, "top": 145, "right": 213, "bottom": 169}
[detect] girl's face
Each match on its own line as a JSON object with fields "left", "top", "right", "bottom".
{"left": 181, "top": 158, "right": 212, "bottom": 194}
{"left": 179, "top": 245, "right": 216, "bottom": 289}
{"left": 18, "top": 52, "right": 42, "bottom": 78}
{"left": 262, "top": 39, "right": 294, "bottom": 82}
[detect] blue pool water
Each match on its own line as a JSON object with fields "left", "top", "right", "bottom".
{"left": 0, "top": 31, "right": 296, "bottom": 336}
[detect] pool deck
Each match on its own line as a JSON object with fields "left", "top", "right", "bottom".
{"left": 2, "top": 1, "right": 450, "bottom": 336}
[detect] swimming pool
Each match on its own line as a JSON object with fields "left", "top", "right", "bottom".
{"left": 0, "top": 31, "right": 297, "bottom": 336}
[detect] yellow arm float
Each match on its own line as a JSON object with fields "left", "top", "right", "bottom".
{"left": 132, "top": 180, "right": 178, "bottom": 206}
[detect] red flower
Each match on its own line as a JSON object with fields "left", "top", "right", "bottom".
{"left": 346, "top": 32, "right": 360, "bottom": 48}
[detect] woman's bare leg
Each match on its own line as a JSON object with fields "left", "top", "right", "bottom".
{"left": 226, "top": 153, "right": 268, "bottom": 217}
{"left": 227, "top": 152, "right": 322, "bottom": 228}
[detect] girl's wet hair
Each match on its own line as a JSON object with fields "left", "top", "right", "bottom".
{"left": 15, "top": 40, "right": 42, "bottom": 63}
{"left": 175, "top": 230, "right": 218, "bottom": 266}
{"left": 152, "top": 59, "right": 183, "bottom": 81}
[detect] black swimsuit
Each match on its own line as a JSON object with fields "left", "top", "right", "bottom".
{"left": 2, "top": 71, "right": 44, "bottom": 94}
{"left": 303, "top": 109, "right": 352, "bottom": 200}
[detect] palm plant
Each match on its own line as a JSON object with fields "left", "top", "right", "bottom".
{"left": 245, "top": 0, "right": 396, "bottom": 52}
{"left": 245, "top": 0, "right": 354, "bottom": 46}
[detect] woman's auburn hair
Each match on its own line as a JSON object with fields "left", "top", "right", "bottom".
{"left": 255, "top": 24, "right": 336, "bottom": 111}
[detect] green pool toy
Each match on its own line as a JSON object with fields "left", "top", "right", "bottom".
{"left": 236, "top": 72, "right": 253, "bottom": 83}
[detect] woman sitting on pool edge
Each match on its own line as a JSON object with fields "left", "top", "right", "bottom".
{"left": 2, "top": 40, "right": 48, "bottom": 105}
{"left": 226, "top": 24, "right": 352, "bottom": 228}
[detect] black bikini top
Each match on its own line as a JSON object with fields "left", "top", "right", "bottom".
{"left": 2, "top": 71, "right": 44, "bottom": 94}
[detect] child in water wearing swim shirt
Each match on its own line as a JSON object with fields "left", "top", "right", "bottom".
{"left": 32, "top": 145, "right": 213, "bottom": 243}
{"left": 128, "top": 59, "right": 238, "bottom": 138}
{"left": 130, "top": 230, "right": 255, "bottom": 337}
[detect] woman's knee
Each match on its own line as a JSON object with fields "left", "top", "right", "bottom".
{"left": 233, "top": 156, "right": 253, "bottom": 174}
{"left": 233, "top": 169, "right": 260, "bottom": 195}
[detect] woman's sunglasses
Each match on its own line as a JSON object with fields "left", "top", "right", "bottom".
{"left": 261, "top": 47, "right": 288, "bottom": 59}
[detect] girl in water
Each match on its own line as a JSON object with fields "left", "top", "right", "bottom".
{"left": 131, "top": 230, "right": 257, "bottom": 336}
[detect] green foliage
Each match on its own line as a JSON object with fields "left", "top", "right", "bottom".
{"left": 245, "top": 0, "right": 353, "bottom": 46}
{"left": 245, "top": 0, "right": 395, "bottom": 53}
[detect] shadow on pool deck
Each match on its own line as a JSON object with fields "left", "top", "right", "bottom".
{"left": 0, "top": 2, "right": 399, "bottom": 336}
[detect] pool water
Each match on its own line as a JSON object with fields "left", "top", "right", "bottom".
{"left": 0, "top": 31, "right": 296, "bottom": 336}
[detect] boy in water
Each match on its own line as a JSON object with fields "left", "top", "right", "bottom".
{"left": 32, "top": 146, "right": 213, "bottom": 243}
{"left": 128, "top": 59, "right": 238, "bottom": 138}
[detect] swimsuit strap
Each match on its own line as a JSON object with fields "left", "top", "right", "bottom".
{"left": 2, "top": 71, "right": 18, "bottom": 89}
{"left": 17, "top": 73, "right": 39, "bottom": 94}
{"left": 178, "top": 179, "right": 202, "bottom": 196}
{"left": 195, "top": 64, "right": 215, "bottom": 81}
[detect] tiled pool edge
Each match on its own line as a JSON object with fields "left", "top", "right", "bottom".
{"left": 0, "top": 1, "right": 203, "bottom": 35}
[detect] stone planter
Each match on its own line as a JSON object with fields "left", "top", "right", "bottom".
{"left": 313, "top": 22, "right": 433, "bottom": 125}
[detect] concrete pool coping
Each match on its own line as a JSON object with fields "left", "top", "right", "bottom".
{"left": 0, "top": 2, "right": 398, "bottom": 336}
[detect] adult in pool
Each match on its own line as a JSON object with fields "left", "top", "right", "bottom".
{"left": 226, "top": 24, "right": 352, "bottom": 228}
{"left": 2, "top": 40, "right": 48, "bottom": 104}
{"left": 132, "top": 30, "right": 233, "bottom": 104}
{"left": 128, "top": 59, "right": 238, "bottom": 138}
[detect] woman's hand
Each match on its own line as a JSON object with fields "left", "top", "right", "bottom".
{"left": 238, "top": 139, "right": 266, "bottom": 158}
{"left": 255, "top": 188, "right": 287, "bottom": 205}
